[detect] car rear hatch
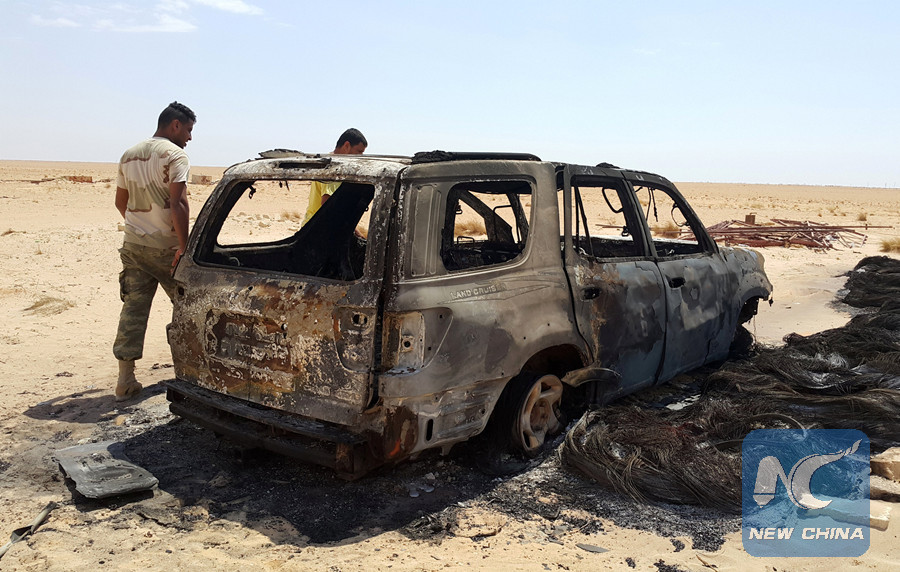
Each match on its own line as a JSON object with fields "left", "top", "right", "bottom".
{"left": 165, "top": 157, "right": 402, "bottom": 471}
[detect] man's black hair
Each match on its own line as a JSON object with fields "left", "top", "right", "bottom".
{"left": 158, "top": 101, "right": 196, "bottom": 129}
{"left": 335, "top": 128, "right": 367, "bottom": 150}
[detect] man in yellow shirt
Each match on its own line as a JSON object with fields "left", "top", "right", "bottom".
{"left": 302, "top": 128, "right": 367, "bottom": 226}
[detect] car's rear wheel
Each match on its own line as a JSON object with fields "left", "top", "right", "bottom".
{"left": 500, "top": 372, "right": 565, "bottom": 457}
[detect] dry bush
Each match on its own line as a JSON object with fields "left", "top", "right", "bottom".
{"left": 455, "top": 219, "right": 487, "bottom": 236}
{"left": 651, "top": 221, "right": 680, "bottom": 238}
{"left": 24, "top": 296, "right": 74, "bottom": 316}
{"left": 280, "top": 210, "right": 302, "bottom": 222}
{"left": 881, "top": 237, "right": 900, "bottom": 253}
{"left": 857, "top": 212, "right": 868, "bottom": 222}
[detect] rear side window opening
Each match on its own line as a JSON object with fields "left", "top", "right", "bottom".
{"left": 440, "top": 180, "right": 532, "bottom": 272}
{"left": 195, "top": 178, "right": 375, "bottom": 281}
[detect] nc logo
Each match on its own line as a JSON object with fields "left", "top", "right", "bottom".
{"left": 752, "top": 440, "right": 861, "bottom": 510}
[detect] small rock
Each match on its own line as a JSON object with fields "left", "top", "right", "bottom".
{"left": 813, "top": 495, "right": 893, "bottom": 531}
{"left": 871, "top": 500, "right": 893, "bottom": 531}
{"left": 871, "top": 475, "right": 900, "bottom": 502}
{"left": 872, "top": 448, "right": 900, "bottom": 482}
{"left": 114, "top": 415, "right": 126, "bottom": 426}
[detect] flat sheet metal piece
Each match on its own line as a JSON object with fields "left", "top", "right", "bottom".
{"left": 54, "top": 441, "right": 158, "bottom": 499}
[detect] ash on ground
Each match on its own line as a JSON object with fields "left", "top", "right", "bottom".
{"left": 80, "top": 389, "right": 738, "bottom": 552}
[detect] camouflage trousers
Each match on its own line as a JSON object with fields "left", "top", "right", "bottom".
{"left": 112, "top": 242, "right": 178, "bottom": 361}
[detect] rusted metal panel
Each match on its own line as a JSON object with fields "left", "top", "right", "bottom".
{"left": 170, "top": 267, "right": 375, "bottom": 425}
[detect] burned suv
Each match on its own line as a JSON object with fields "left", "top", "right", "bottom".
{"left": 165, "top": 151, "right": 772, "bottom": 478}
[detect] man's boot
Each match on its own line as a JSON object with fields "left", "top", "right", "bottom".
{"left": 115, "top": 359, "right": 142, "bottom": 401}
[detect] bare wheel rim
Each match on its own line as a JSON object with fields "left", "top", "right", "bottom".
{"left": 515, "top": 374, "right": 564, "bottom": 453}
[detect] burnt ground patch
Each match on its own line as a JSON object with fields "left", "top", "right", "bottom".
{"left": 111, "top": 415, "right": 499, "bottom": 543}
{"left": 76, "top": 400, "right": 740, "bottom": 552}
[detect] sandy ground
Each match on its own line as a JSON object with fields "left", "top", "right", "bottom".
{"left": 1, "top": 160, "right": 899, "bottom": 571}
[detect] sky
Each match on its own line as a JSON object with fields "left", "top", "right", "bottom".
{"left": 2, "top": 0, "right": 899, "bottom": 187}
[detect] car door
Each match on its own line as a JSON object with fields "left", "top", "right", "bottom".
{"left": 562, "top": 168, "right": 667, "bottom": 398}
{"left": 626, "top": 173, "right": 734, "bottom": 382}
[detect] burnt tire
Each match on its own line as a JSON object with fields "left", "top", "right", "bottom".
{"left": 496, "top": 372, "right": 565, "bottom": 458}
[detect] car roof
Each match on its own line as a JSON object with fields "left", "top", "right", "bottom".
{"left": 223, "top": 149, "right": 672, "bottom": 186}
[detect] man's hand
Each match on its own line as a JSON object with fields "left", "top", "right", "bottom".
{"left": 169, "top": 180, "right": 190, "bottom": 271}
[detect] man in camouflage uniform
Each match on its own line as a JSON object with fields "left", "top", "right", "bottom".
{"left": 113, "top": 102, "right": 196, "bottom": 401}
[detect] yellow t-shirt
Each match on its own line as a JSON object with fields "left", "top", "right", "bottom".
{"left": 302, "top": 181, "right": 342, "bottom": 225}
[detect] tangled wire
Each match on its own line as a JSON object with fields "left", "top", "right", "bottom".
{"left": 560, "top": 256, "right": 900, "bottom": 512}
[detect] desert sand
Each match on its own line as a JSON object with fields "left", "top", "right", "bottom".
{"left": 1, "top": 160, "right": 899, "bottom": 571}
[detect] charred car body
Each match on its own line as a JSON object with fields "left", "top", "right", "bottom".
{"left": 165, "top": 151, "right": 772, "bottom": 478}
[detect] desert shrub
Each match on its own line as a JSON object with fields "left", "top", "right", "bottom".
{"left": 455, "top": 219, "right": 487, "bottom": 237}
{"left": 651, "top": 221, "right": 680, "bottom": 238}
{"left": 858, "top": 212, "right": 868, "bottom": 222}
{"left": 881, "top": 237, "right": 900, "bottom": 253}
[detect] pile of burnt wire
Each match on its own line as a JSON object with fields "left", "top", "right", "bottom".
{"left": 560, "top": 255, "right": 900, "bottom": 512}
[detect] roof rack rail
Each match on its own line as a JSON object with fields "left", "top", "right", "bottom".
{"left": 412, "top": 151, "right": 541, "bottom": 164}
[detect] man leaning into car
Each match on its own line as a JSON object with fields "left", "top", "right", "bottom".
{"left": 301, "top": 128, "right": 367, "bottom": 226}
{"left": 112, "top": 101, "right": 196, "bottom": 401}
